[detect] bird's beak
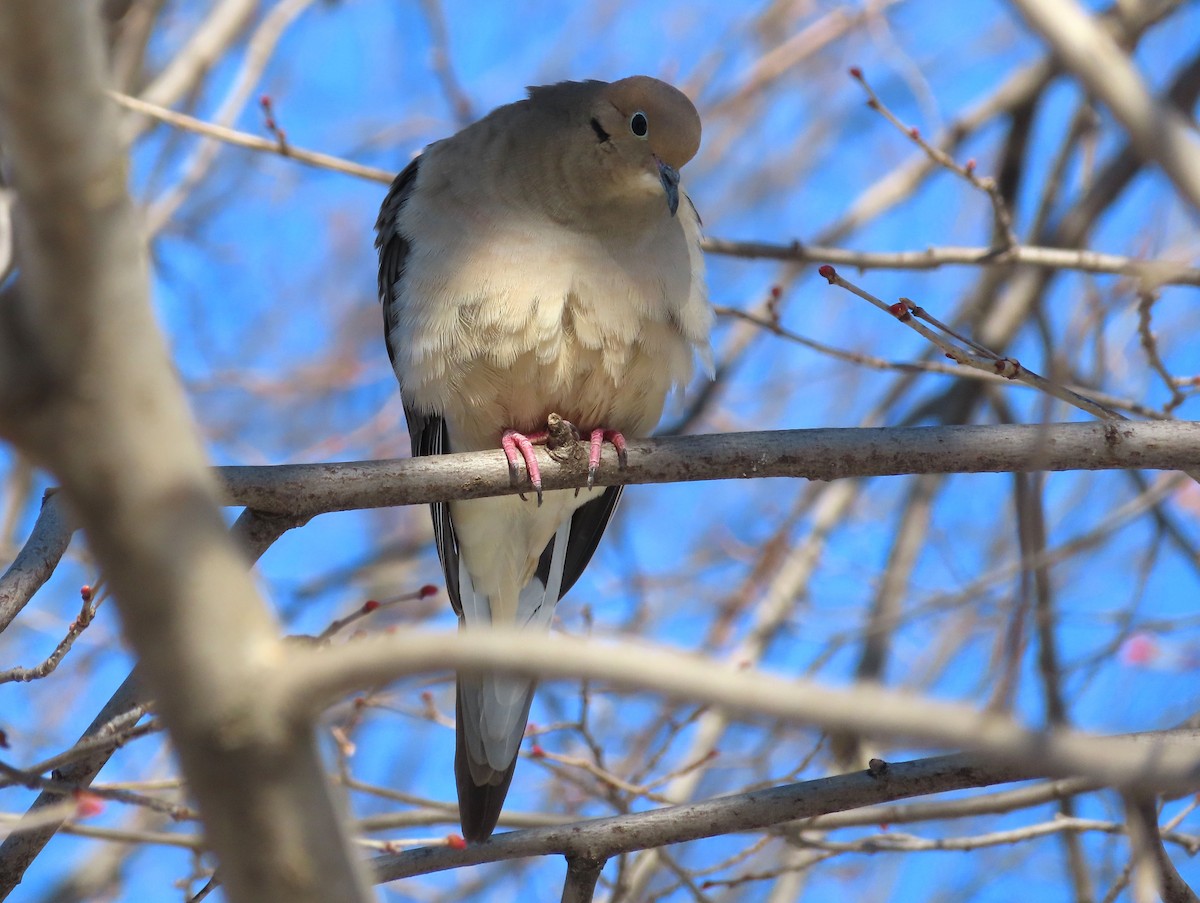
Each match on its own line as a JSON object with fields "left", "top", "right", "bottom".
{"left": 656, "top": 158, "right": 680, "bottom": 216}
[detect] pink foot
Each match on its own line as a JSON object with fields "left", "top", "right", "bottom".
{"left": 501, "top": 429, "right": 549, "bottom": 504}
{"left": 586, "top": 429, "right": 628, "bottom": 489}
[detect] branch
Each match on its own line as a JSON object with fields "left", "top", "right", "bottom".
{"left": 133, "top": 0, "right": 256, "bottom": 113}
{"left": 0, "top": 491, "right": 71, "bottom": 633}
{"left": 111, "top": 90, "right": 394, "bottom": 184}
{"left": 702, "top": 237, "right": 1200, "bottom": 287}
{"left": 0, "top": 6, "right": 370, "bottom": 901}
{"left": 367, "top": 744, "right": 1197, "bottom": 882}
{"left": 0, "top": 673, "right": 143, "bottom": 894}
{"left": 217, "top": 422, "right": 1200, "bottom": 515}
{"left": 1010, "top": 0, "right": 1200, "bottom": 213}
{"left": 274, "top": 628, "right": 1200, "bottom": 796}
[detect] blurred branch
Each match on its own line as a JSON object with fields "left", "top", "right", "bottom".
{"left": 1124, "top": 796, "right": 1200, "bottom": 903}
{"left": 0, "top": 184, "right": 12, "bottom": 283}
{"left": 143, "top": 0, "right": 320, "bottom": 234}
{"left": 1011, "top": 0, "right": 1200, "bottom": 213}
{"left": 816, "top": 0, "right": 1181, "bottom": 244}
{"left": 126, "top": 0, "right": 256, "bottom": 139}
{"left": 0, "top": 491, "right": 72, "bottom": 633}
{"left": 416, "top": 0, "right": 475, "bottom": 126}
{"left": 281, "top": 629, "right": 1200, "bottom": 795}
{"left": 0, "top": 5, "right": 371, "bottom": 901}
{"left": 706, "top": 3, "right": 898, "bottom": 115}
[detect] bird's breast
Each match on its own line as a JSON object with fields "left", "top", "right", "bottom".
{"left": 391, "top": 217, "right": 698, "bottom": 451}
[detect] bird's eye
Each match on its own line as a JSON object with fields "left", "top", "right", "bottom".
{"left": 629, "top": 111, "right": 649, "bottom": 139}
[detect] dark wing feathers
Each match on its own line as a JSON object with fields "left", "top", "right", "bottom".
{"left": 375, "top": 157, "right": 422, "bottom": 370}
{"left": 404, "top": 403, "right": 464, "bottom": 615}
{"left": 377, "top": 156, "right": 467, "bottom": 614}
{"left": 536, "top": 487, "right": 623, "bottom": 599}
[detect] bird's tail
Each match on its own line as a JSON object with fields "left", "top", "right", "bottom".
{"left": 454, "top": 672, "right": 536, "bottom": 842}
{"left": 451, "top": 517, "right": 571, "bottom": 841}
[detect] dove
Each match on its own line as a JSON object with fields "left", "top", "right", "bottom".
{"left": 376, "top": 75, "right": 710, "bottom": 841}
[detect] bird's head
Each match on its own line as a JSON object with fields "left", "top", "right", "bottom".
{"left": 587, "top": 76, "right": 701, "bottom": 217}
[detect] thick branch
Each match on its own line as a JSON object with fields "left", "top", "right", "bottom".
{"left": 0, "top": 6, "right": 370, "bottom": 902}
{"left": 275, "top": 628, "right": 1200, "bottom": 795}
{"left": 1010, "top": 0, "right": 1200, "bottom": 213}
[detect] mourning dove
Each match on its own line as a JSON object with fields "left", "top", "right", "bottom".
{"left": 375, "top": 76, "right": 711, "bottom": 842}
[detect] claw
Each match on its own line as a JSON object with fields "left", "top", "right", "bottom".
{"left": 501, "top": 429, "right": 547, "bottom": 505}
{"left": 586, "top": 429, "right": 627, "bottom": 489}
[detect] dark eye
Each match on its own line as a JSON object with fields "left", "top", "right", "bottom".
{"left": 629, "top": 111, "right": 649, "bottom": 138}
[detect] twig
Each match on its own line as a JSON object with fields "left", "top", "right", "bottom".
{"left": 701, "top": 236, "right": 1200, "bottom": 287}
{"left": 18, "top": 712, "right": 155, "bottom": 780}
{"left": 0, "top": 585, "right": 101, "bottom": 684}
{"left": 1137, "top": 289, "right": 1187, "bottom": 413}
{"left": 817, "top": 264, "right": 1125, "bottom": 420}
{"left": 849, "top": 67, "right": 1018, "bottom": 246}
{"left": 109, "top": 90, "right": 393, "bottom": 184}
{"left": 317, "top": 585, "right": 438, "bottom": 641}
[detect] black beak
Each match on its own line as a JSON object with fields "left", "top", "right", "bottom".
{"left": 657, "top": 158, "right": 680, "bottom": 216}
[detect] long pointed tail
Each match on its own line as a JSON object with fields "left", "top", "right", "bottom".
{"left": 454, "top": 674, "right": 536, "bottom": 842}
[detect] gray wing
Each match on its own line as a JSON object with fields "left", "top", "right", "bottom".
{"left": 375, "top": 156, "right": 466, "bottom": 611}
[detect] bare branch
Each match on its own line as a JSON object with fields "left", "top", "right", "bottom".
{"left": 0, "top": 673, "right": 143, "bottom": 894}
{"left": 110, "top": 91, "right": 394, "bottom": 184}
{"left": 134, "top": 0, "right": 256, "bottom": 113}
{"left": 277, "top": 628, "right": 1200, "bottom": 795}
{"left": 217, "top": 421, "right": 1200, "bottom": 515}
{"left": 0, "top": 491, "right": 72, "bottom": 633}
{"left": 143, "top": 0, "right": 320, "bottom": 234}
{"left": 0, "top": 5, "right": 371, "bottom": 901}
{"left": 702, "top": 237, "right": 1200, "bottom": 287}
{"left": 368, "top": 744, "right": 1200, "bottom": 882}
{"left": 561, "top": 856, "right": 605, "bottom": 903}
{"left": 850, "top": 67, "right": 1018, "bottom": 245}
{"left": 1010, "top": 0, "right": 1200, "bottom": 213}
